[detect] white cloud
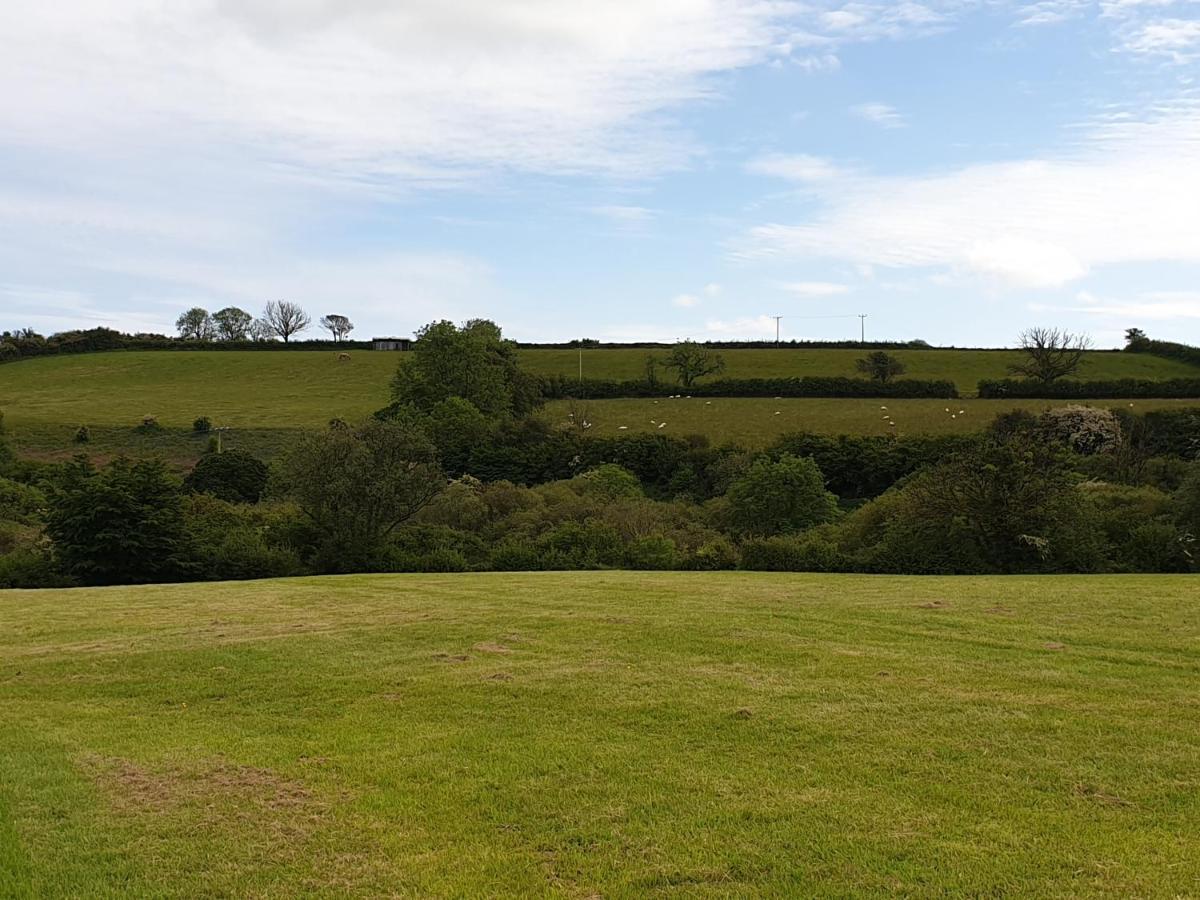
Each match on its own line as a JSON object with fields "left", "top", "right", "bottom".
{"left": 703, "top": 283, "right": 723, "bottom": 296}
{"left": 851, "top": 102, "right": 906, "bottom": 128}
{"left": 705, "top": 314, "right": 778, "bottom": 336}
{"left": 589, "top": 205, "right": 657, "bottom": 229}
{"left": 0, "top": 2, "right": 810, "bottom": 182}
{"left": 738, "top": 101, "right": 1200, "bottom": 290}
{"left": 1123, "top": 17, "right": 1200, "bottom": 59}
{"left": 778, "top": 281, "right": 852, "bottom": 296}
{"left": 1037, "top": 289, "right": 1200, "bottom": 320}
{"left": 746, "top": 153, "right": 848, "bottom": 181}
{"left": 672, "top": 293, "right": 701, "bottom": 308}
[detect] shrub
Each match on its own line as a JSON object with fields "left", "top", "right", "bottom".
{"left": 0, "top": 549, "right": 74, "bottom": 589}
{"left": 726, "top": 453, "right": 839, "bottom": 535}
{"left": 538, "top": 521, "right": 624, "bottom": 569}
{"left": 135, "top": 414, "right": 163, "bottom": 434}
{"left": 870, "top": 438, "right": 1106, "bottom": 573}
{"left": 1175, "top": 462, "right": 1200, "bottom": 535}
{"left": 386, "top": 547, "right": 470, "bottom": 573}
{"left": 740, "top": 536, "right": 811, "bottom": 571}
{"left": 625, "top": 535, "right": 679, "bottom": 569}
{"left": 1039, "top": 405, "right": 1122, "bottom": 455}
{"left": 1124, "top": 521, "right": 1193, "bottom": 573}
{"left": 192, "top": 416, "right": 212, "bottom": 433}
{"left": 681, "top": 536, "right": 740, "bottom": 570}
{"left": 183, "top": 449, "right": 270, "bottom": 503}
{"left": 0, "top": 477, "right": 46, "bottom": 524}
{"left": 182, "top": 493, "right": 305, "bottom": 581}
{"left": 73, "top": 425, "right": 90, "bottom": 444}
{"left": 489, "top": 539, "right": 544, "bottom": 571}
{"left": 416, "top": 479, "right": 489, "bottom": 531}
{"left": 767, "top": 432, "right": 976, "bottom": 499}
{"left": 573, "top": 464, "right": 643, "bottom": 500}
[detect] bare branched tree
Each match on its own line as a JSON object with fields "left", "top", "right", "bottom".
{"left": 1009, "top": 327, "right": 1091, "bottom": 384}
{"left": 261, "top": 300, "right": 311, "bottom": 343}
{"left": 320, "top": 314, "right": 354, "bottom": 342}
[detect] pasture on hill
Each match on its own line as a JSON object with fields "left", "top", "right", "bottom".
{"left": 1, "top": 349, "right": 1197, "bottom": 462}
{"left": 546, "top": 397, "right": 1199, "bottom": 446}
{"left": 523, "top": 346, "right": 1197, "bottom": 385}
{"left": 2, "top": 572, "right": 1198, "bottom": 897}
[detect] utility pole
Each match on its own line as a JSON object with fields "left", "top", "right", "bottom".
{"left": 771, "top": 315, "right": 783, "bottom": 346}
{"left": 858, "top": 314, "right": 868, "bottom": 344}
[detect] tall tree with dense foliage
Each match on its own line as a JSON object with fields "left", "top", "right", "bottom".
{"left": 278, "top": 417, "right": 445, "bottom": 569}
{"left": 662, "top": 341, "right": 725, "bottom": 387}
{"left": 46, "top": 457, "right": 195, "bottom": 584}
{"left": 1009, "top": 327, "right": 1091, "bottom": 384}
{"left": 175, "top": 307, "right": 214, "bottom": 341}
{"left": 855, "top": 351, "right": 906, "bottom": 383}
{"left": 320, "top": 314, "right": 354, "bottom": 342}
{"left": 388, "top": 319, "right": 541, "bottom": 419}
{"left": 726, "top": 453, "right": 839, "bottom": 535}
{"left": 261, "top": 300, "right": 311, "bottom": 342}
{"left": 212, "top": 306, "right": 254, "bottom": 341}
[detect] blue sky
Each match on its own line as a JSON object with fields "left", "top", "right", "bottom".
{"left": 2, "top": 1, "right": 1198, "bottom": 347}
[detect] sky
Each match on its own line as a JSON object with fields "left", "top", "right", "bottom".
{"left": 2, "top": 1, "right": 1199, "bottom": 347}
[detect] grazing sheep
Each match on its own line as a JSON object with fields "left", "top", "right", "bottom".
{"left": 337, "top": 352, "right": 351, "bottom": 362}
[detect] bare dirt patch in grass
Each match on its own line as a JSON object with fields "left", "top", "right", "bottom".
{"left": 81, "top": 754, "right": 316, "bottom": 815}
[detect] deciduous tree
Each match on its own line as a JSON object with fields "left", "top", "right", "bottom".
{"left": 320, "top": 314, "right": 354, "bottom": 342}
{"left": 175, "top": 307, "right": 214, "bottom": 341}
{"left": 278, "top": 417, "right": 444, "bottom": 569}
{"left": 855, "top": 351, "right": 906, "bottom": 383}
{"left": 662, "top": 341, "right": 725, "bottom": 387}
{"left": 1009, "top": 327, "right": 1091, "bottom": 384}
{"left": 261, "top": 300, "right": 311, "bottom": 343}
{"left": 212, "top": 306, "right": 254, "bottom": 341}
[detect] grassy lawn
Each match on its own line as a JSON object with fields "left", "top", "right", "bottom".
{"left": 546, "top": 397, "right": 1200, "bottom": 446}
{"left": 2, "top": 572, "right": 1199, "bottom": 897}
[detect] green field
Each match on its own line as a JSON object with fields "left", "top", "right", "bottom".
{"left": 1, "top": 350, "right": 1197, "bottom": 462}
{"left": 1, "top": 348, "right": 1195, "bottom": 430}
{"left": 2, "top": 572, "right": 1198, "bottom": 896}
{"left": 547, "top": 397, "right": 1200, "bottom": 446}
{"left": 534, "top": 346, "right": 1197, "bottom": 386}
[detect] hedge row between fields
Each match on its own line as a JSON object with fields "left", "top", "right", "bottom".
{"left": 978, "top": 378, "right": 1200, "bottom": 399}
{"left": 539, "top": 376, "right": 961, "bottom": 400}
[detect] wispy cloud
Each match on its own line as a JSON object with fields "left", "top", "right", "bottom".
{"left": 746, "top": 153, "right": 849, "bottom": 182}
{"left": 1033, "top": 289, "right": 1200, "bottom": 320}
{"left": 778, "top": 281, "right": 852, "bottom": 296}
{"left": 851, "top": 102, "right": 907, "bottom": 128}
{"left": 737, "top": 101, "right": 1200, "bottom": 291}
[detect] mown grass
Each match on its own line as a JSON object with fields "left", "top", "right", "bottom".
{"left": 2, "top": 572, "right": 1198, "bottom": 897}
{"left": 546, "top": 397, "right": 1199, "bottom": 446}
